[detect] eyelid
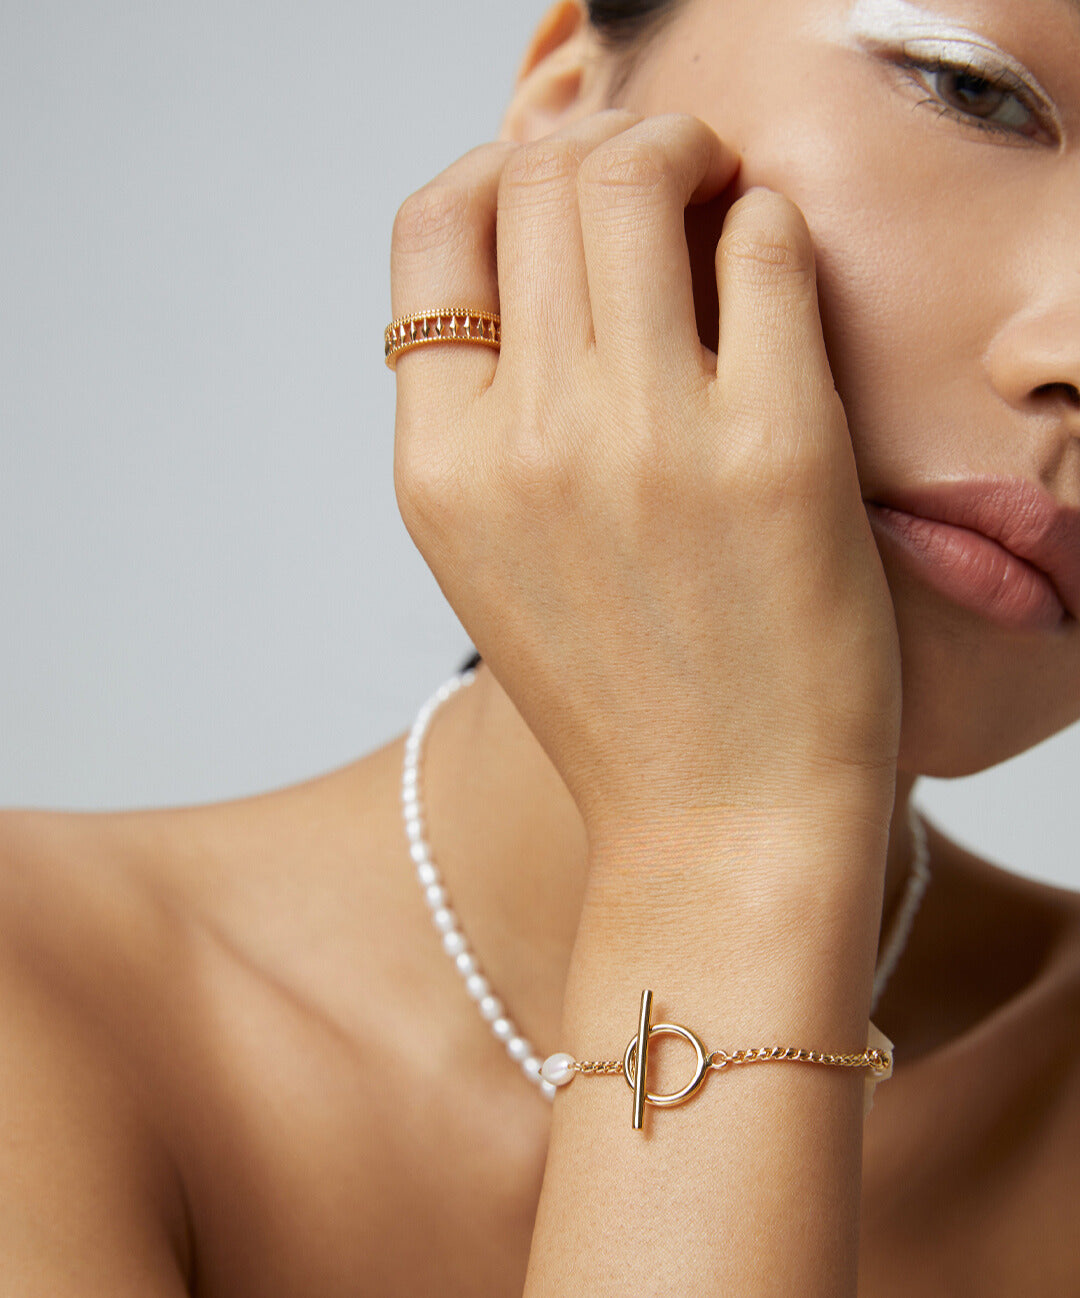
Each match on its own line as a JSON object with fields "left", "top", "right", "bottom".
{"left": 858, "top": 31, "right": 1063, "bottom": 138}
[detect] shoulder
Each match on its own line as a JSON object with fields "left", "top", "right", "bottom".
{"left": 0, "top": 807, "right": 196, "bottom": 1293}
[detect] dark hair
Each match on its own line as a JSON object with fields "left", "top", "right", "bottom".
{"left": 585, "top": 1, "right": 687, "bottom": 105}
{"left": 586, "top": 0, "right": 683, "bottom": 47}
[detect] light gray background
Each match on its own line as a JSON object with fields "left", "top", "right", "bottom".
{"left": 1, "top": 2, "right": 1076, "bottom": 891}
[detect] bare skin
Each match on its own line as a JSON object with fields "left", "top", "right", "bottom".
{"left": 1, "top": 671, "right": 1078, "bottom": 1295}
{"left": 3, "top": 0, "right": 1080, "bottom": 1291}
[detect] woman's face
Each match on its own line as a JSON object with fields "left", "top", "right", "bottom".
{"left": 515, "top": 0, "right": 1080, "bottom": 777}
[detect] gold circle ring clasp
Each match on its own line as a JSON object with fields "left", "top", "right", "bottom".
{"left": 623, "top": 1022, "right": 711, "bottom": 1110}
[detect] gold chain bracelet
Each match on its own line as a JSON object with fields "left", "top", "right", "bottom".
{"left": 541, "top": 990, "right": 894, "bottom": 1129}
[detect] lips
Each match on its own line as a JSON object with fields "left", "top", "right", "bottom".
{"left": 866, "top": 477, "right": 1080, "bottom": 625}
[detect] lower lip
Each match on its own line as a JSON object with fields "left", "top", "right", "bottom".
{"left": 866, "top": 503, "right": 1065, "bottom": 631}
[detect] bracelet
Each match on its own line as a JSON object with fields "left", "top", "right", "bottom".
{"left": 541, "top": 990, "right": 895, "bottom": 1129}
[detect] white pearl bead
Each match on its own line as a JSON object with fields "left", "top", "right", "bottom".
{"left": 541, "top": 1080, "right": 557, "bottom": 1102}
{"left": 442, "top": 930, "right": 467, "bottom": 957}
{"left": 424, "top": 884, "right": 448, "bottom": 910}
{"left": 432, "top": 907, "right": 457, "bottom": 933}
{"left": 522, "top": 1055, "right": 542, "bottom": 1081}
{"left": 492, "top": 1018, "right": 514, "bottom": 1041}
{"left": 465, "top": 973, "right": 489, "bottom": 1001}
{"left": 455, "top": 951, "right": 478, "bottom": 977}
{"left": 479, "top": 995, "right": 504, "bottom": 1022}
{"left": 540, "top": 1052, "right": 576, "bottom": 1086}
{"left": 507, "top": 1037, "right": 531, "bottom": 1062}
{"left": 415, "top": 859, "right": 438, "bottom": 884}
{"left": 406, "top": 819, "right": 424, "bottom": 843}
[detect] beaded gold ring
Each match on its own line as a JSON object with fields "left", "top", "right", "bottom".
{"left": 384, "top": 308, "right": 501, "bottom": 370}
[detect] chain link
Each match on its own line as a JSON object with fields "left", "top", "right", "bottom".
{"left": 708, "top": 1045, "right": 892, "bottom": 1075}
{"left": 573, "top": 1046, "right": 890, "bottom": 1078}
{"left": 573, "top": 1059, "right": 625, "bottom": 1075}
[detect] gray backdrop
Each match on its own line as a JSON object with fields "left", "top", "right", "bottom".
{"left": 2, "top": 1, "right": 1077, "bottom": 892}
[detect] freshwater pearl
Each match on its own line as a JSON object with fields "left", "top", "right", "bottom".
{"left": 432, "top": 907, "right": 457, "bottom": 933}
{"left": 424, "top": 884, "right": 448, "bottom": 910}
{"left": 540, "top": 1053, "right": 576, "bottom": 1086}
{"left": 479, "top": 995, "right": 504, "bottom": 1022}
{"left": 442, "top": 931, "right": 468, "bottom": 957}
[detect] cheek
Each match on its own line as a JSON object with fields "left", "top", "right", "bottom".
{"left": 730, "top": 97, "right": 999, "bottom": 466}
{"left": 642, "top": 39, "right": 1013, "bottom": 474}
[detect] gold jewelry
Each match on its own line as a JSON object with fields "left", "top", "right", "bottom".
{"left": 542, "top": 990, "right": 895, "bottom": 1129}
{"left": 384, "top": 308, "right": 501, "bottom": 370}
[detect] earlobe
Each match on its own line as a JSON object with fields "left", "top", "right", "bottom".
{"left": 498, "top": 0, "right": 608, "bottom": 144}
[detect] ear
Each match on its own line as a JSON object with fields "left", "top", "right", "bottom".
{"left": 498, "top": 0, "right": 611, "bottom": 143}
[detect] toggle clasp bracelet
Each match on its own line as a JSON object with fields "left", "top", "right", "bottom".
{"left": 541, "top": 990, "right": 895, "bottom": 1129}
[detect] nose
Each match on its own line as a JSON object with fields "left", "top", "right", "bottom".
{"left": 984, "top": 300, "right": 1080, "bottom": 438}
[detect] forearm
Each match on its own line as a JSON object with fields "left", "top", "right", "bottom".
{"left": 523, "top": 800, "right": 893, "bottom": 1297}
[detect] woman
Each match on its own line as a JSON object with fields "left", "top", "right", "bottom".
{"left": 2, "top": 0, "right": 1078, "bottom": 1291}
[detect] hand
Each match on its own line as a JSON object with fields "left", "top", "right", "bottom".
{"left": 390, "top": 111, "right": 901, "bottom": 839}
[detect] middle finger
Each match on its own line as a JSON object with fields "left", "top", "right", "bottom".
{"left": 577, "top": 114, "right": 739, "bottom": 381}
{"left": 495, "top": 110, "right": 642, "bottom": 372}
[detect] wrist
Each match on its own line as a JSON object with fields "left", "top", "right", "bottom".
{"left": 581, "top": 784, "right": 895, "bottom": 905}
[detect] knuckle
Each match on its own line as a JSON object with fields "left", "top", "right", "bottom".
{"left": 393, "top": 429, "right": 465, "bottom": 538}
{"left": 723, "top": 405, "right": 831, "bottom": 495}
{"left": 392, "top": 182, "right": 470, "bottom": 254}
{"left": 579, "top": 141, "right": 671, "bottom": 195}
{"left": 721, "top": 192, "right": 814, "bottom": 280}
{"left": 500, "top": 141, "right": 581, "bottom": 193}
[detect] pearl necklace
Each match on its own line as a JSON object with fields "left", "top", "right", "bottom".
{"left": 400, "top": 667, "right": 931, "bottom": 1102}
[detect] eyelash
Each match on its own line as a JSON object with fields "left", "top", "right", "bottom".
{"left": 891, "top": 54, "right": 1053, "bottom": 144}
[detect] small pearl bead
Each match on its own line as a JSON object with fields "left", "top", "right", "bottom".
{"left": 424, "top": 884, "right": 448, "bottom": 910}
{"left": 540, "top": 1053, "right": 576, "bottom": 1086}
{"left": 541, "top": 1080, "right": 557, "bottom": 1102}
{"left": 406, "top": 819, "right": 424, "bottom": 843}
{"left": 415, "top": 859, "right": 438, "bottom": 884}
{"left": 492, "top": 1018, "right": 514, "bottom": 1041}
{"left": 455, "top": 951, "right": 478, "bottom": 977}
{"left": 465, "top": 973, "right": 489, "bottom": 1001}
{"left": 432, "top": 907, "right": 457, "bottom": 933}
{"left": 521, "top": 1055, "right": 542, "bottom": 1081}
{"left": 507, "top": 1037, "right": 531, "bottom": 1062}
{"left": 479, "top": 995, "right": 504, "bottom": 1022}
{"left": 442, "top": 930, "right": 467, "bottom": 957}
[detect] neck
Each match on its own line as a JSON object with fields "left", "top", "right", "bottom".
{"left": 420, "top": 663, "right": 919, "bottom": 1060}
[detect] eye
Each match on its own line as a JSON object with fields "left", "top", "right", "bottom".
{"left": 897, "top": 56, "right": 1049, "bottom": 142}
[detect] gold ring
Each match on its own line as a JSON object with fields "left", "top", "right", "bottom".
{"left": 384, "top": 308, "right": 501, "bottom": 370}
